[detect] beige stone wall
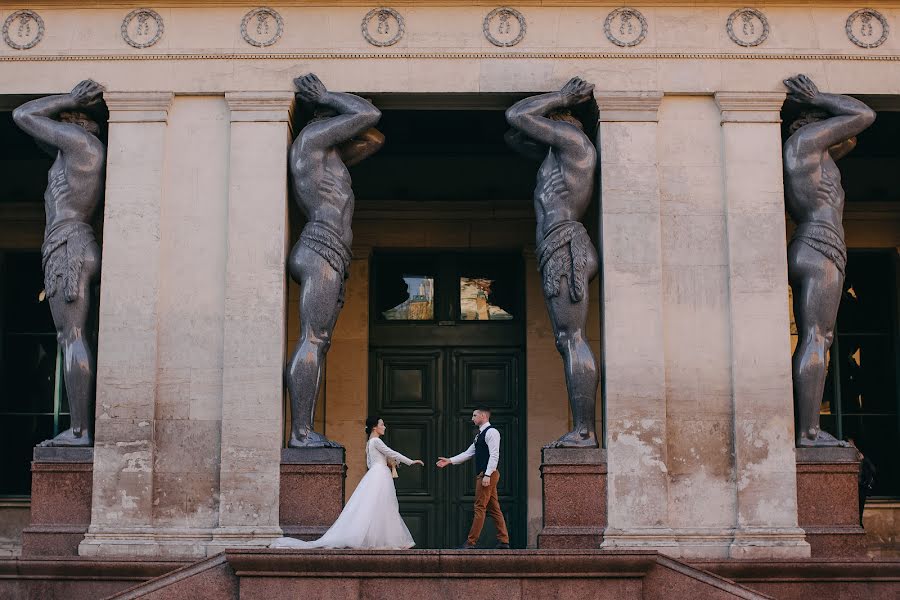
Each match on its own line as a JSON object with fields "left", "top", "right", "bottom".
{"left": 658, "top": 96, "right": 736, "bottom": 531}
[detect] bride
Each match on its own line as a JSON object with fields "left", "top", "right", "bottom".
{"left": 270, "top": 416, "right": 424, "bottom": 549}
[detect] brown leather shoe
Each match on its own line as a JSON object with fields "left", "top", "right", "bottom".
{"left": 494, "top": 542, "right": 510, "bottom": 549}
{"left": 456, "top": 543, "right": 477, "bottom": 550}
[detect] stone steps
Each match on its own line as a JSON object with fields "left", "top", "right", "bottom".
{"left": 107, "top": 549, "right": 770, "bottom": 599}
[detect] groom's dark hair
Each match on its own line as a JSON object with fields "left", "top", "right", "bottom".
{"left": 476, "top": 407, "right": 492, "bottom": 417}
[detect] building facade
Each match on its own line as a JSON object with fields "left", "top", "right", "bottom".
{"left": 0, "top": 1, "right": 898, "bottom": 562}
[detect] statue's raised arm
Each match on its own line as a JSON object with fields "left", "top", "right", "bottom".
{"left": 784, "top": 74, "right": 875, "bottom": 158}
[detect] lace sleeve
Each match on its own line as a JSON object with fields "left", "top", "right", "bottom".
{"left": 372, "top": 438, "right": 414, "bottom": 466}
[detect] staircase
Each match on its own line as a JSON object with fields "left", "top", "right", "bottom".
{"left": 106, "top": 549, "right": 770, "bottom": 599}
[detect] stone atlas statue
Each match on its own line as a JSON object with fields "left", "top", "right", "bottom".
{"left": 13, "top": 80, "right": 107, "bottom": 447}
{"left": 505, "top": 77, "right": 601, "bottom": 448}
{"left": 783, "top": 74, "right": 875, "bottom": 447}
{"left": 286, "top": 73, "right": 384, "bottom": 448}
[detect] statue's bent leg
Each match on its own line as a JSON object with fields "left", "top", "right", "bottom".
{"left": 43, "top": 241, "right": 100, "bottom": 447}
{"left": 543, "top": 248, "right": 600, "bottom": 449}
{"left": 789, "top": 242, "right": 845, "bottom": 447}
{"left": 286, "top": 243, "right": 344, "bottom": 448}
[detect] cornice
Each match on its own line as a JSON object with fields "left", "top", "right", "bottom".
{"left": 714, "top": 91, "right": 786, "bottom": 123}
{"left": 225, "top": 91, "right": 295, "bottom": 123}
{"left": 104, "top": 91, "right": 174, "bottom": 123}
{"left": 3, "top": 51, "right": 900, "bottom": 62}
{"left": 596, "top": 91, "right": 663, "bottom": 122}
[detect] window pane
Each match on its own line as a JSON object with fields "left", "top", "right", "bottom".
{"left": 837, "top": 252, "right": 894, "bottom": 334}
{"left": 837, "top": 335, "right": 897, "bottom": 415}
{"left": 457, "top": 254, "right": 519, "bottom": 322}
{"left": 460, "top": 277, "right": 513, "bottom": 321}
{"left": 842, "top": 415, "right": 900, "bottom": 497}
{"left": 0, "top": 334, "right": 57, "bottom": 414}
{"left": 0, "top": 415, "right": 56, "bottom": 495}
{"left": 382, "top": 276, "right": 434, "bottom": 320}
{"left": 375, "top": 254, "right": 438, "bottom": 322}
{"left": 2, "top": 253, "right": 54, "bottom": 334}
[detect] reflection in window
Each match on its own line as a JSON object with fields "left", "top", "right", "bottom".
{"left": 460, "top": 277, "right": 513, "bottom": 321}
{"left": 382, "top": 276, "right": 434, "bottom": 320}
{"left": 0, "top": 252, "right": 70, "bottom": 496}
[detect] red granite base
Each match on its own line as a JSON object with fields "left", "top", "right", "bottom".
{"left": 21, "top": 450, "right": 93, "bottom": 557}
{"left": 280, "top": 448, "right": 346, "bottom": 540}
{"left": 537, "top": 448, "right": 606, "bottom": 549}
{"left": 796, "top": 447, "right": 867, "bottom": 558}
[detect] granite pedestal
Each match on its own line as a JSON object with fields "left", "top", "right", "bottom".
{"left": 537, "top": 447, "right": 607, "bottom": 549}
{"left": 280, "top": 447, "right": 346, "bottom": 540}
{"left": 21, "top": 447, "right": 93, "bottom": 556}
{"left": 796, "top": 446, "right": 868, "bottom": 557}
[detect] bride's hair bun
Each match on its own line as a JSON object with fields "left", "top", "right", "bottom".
{"left": 365, "top": 416, "right": 380, "bottom": 436}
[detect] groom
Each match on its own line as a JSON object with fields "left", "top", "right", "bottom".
{"left": 437, "top": 407, "right": 510, "bottom": 549}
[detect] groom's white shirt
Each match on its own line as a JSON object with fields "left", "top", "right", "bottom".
{"left": 449, "top": 421, "right": 500, "bottom": 476}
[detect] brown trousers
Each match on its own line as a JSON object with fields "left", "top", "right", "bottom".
{"left": 467, "top": 470, "right": 510, "bottom": 546}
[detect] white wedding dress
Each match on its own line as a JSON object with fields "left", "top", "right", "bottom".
{"left": 270, "top": 437, "right": 416, "bottom": 549}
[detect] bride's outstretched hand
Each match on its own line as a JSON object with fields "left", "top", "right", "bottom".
{"left": 411, "top": 460, "right": 424, "bottom": 466}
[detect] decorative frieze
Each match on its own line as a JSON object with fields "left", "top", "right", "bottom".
{"left": 241, "top": 7, "right": 284, "bottom": 48}
{"left": 604, "top": 7, "right": 647, "bottom": 48}
{"left": 846, "top": 8, "right": 889, "bottom": 49}
{"left": 121, "top": 8, "right": 164, "bottom": 49}
{"left": 483, "top": 7, "right": 526, "bottom": 47}
{"left": 727, "top": 8, "right": 769, "bottom": 47}
{"left": 362, "top": 7, "right": 404, "bottom": 47}
{"left": 3, "top": 10, "right": 44, "bottom": 50}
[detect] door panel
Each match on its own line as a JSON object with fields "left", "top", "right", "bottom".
{"left": 450, "top": 348, "right": 524, "bottom": 548}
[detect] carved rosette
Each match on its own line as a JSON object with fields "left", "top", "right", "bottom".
{"left": 845, "top": 9, "right": 889, "bottom": 49}
{"left": 3, "top": 10, "right": 44, "bottom": 50}
{"left": 483, "top": 7, "right": 526, "bottom": 47}
{"left": 241, "top": 7, "right": 284, "bottom": 48}
{"left": 362, "top": 8, "right": 405, "bottom": 47}
{"left": 604, "top": 7, "right": 647, "bottom": 47}
{"left": 726, "top": 8, "right": 769, "bottom": 47}
{"left": 121, "top": 8, "right": 164, "bottom": 49}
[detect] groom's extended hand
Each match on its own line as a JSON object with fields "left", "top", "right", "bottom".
{"left": 436, "top": 457, "right": 451, "bottom": 468}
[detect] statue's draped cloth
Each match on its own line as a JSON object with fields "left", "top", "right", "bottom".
{"left": 790, "top": 221, "right": 847, "bottom": 276}
{"left": 299, "top": 221, "right": 352, "bottom": 305}
{"left": 42, "top": 220, "right": 95, "bottom": 303}
{"left": 537, "top": 220, "right": 592, "bottom": 303}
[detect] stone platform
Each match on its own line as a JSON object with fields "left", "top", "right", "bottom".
{"left": 280, "top": 448, "right": 346, "bottom": 540}
{"left": 796, "top": 447, "right": 868, "bottom": 557}
{"left": 21, "top": 447, "right": 93, "bottom": 557}
{"left": 538, "top": 447, "right": 606, "bottom": 549}
{"left": 1, "top": 550, "right": 898, "bottom": 599}
{"left": 107, "top": 550, "right": 769, "bottom": 599}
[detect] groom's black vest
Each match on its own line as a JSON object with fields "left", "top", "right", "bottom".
{"left": 475, "top": 426, "right": 496, "bottom": 475}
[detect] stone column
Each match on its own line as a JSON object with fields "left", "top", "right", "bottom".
{"left": 80, "top": 92, "right": 173, "bottom": 557}
{"left": 209, "top": 92, "right": 294, "bottom": 551}
{"left": 595, "top": 92, "right": 675, "bottom": 551}
{"left": 714, "top": 92, "right": 809, "bottom": 558}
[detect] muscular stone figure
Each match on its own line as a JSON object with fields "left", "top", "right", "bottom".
{"left": 12, "top": 80, "right": 106, "bottom": 447}
{"left": 287, "top": 74, "right": 383, "bottom": 448}
{"left": 506, "top": 77, "right": 600, "bottom": 448}
{"left": 783, "top": 74, "right": 875, "bottom": 447}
